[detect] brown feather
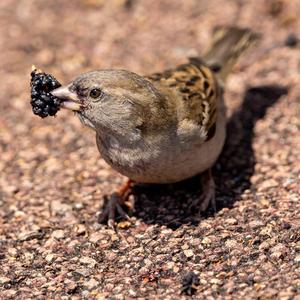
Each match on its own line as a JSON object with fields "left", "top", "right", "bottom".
{"left": 147, "top": 62, "right": 219, "bottom": 141}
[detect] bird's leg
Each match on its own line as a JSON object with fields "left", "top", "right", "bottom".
{"left": 98, "top": 179, "right": 133, "bottom": 228}
{"left": 198, "top": 169, "right": 216, "bottom": 213}
{"left": 188, "top": 169, "right": 216, "bottom": 215}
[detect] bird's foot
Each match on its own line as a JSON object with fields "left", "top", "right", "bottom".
{"left": 198, "top": 183, "right": 216, "bottom": 213}
{"left": 98, "top": 179, "right": 134, "bottom": 229}
{"left": 188, "top": 169, "right": 216, "bottom": 214}
{"left": 199, "top": 169, "right": 216, "bottom": 213}
{"left": 98, "top": 193, "right": 131, "bottom": 228}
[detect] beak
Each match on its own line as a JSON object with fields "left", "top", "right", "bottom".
{"left": 51, "top": 85, "right": 82, "bottom": 111}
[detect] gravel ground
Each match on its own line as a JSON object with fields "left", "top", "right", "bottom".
{"left": 0, "top": 0, "right": 300, "bottom": 299}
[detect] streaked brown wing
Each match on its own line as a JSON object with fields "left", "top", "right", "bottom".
{"left": 147, "top": 63, "right": 219, "bottom": 141}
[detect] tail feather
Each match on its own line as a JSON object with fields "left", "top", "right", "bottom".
{"left": 203, "top": 26, "right": 260, "bottom": 81}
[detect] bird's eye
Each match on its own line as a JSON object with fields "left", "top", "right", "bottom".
{"left": 89, "top": 88, "right": 102, "bottom": 99}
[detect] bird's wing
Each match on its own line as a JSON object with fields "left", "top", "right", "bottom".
{"left": 147, "top": 62, "right": 220, "bottom": 142}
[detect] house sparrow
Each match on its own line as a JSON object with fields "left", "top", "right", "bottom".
{"left": 51, "top": 27, "right": 258, "bottom": 227}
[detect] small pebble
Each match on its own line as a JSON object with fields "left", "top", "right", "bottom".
{"left": 51, "top": 230, "right": 65, "bottom": 239}
{"left": 0, "top": 277, "right": 11, "bottom": 284}
{"left": 79, "top": 256, "right": 97, "bottom": 268}
{"left": 294, "top": 255, "right": 300, "bottom": 263}
{"left": 45, "top": 253, "right": 55, "bottom": 263}
{"left": 183, "top": 249, "right": 194, "bottom": 258}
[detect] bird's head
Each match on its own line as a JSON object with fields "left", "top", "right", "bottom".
{"left": 52, "top": 70, "right": 169, "bottom": 141}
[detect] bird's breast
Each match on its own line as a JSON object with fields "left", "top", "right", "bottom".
{"left": 95, "top": 111, "right": 226, "bottom": 184}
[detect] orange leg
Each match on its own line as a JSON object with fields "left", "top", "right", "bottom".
{"left": 118, "top": 179, "right": 133, "bottom": 200}
{"left": 98, "top": 179, "right": 134, "bottom": 228}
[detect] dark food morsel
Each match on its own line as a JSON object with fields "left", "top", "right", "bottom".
{"left": 181, "top": 271, "right": 200, "bottom": 295}
{"left": 30, "top": 67, "right": 62, "bottom": 118}
{"left": 284, "top": 33, "right": 299, "bottom": 48}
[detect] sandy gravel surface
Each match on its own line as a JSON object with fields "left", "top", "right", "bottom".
{"left": 0, "top": 0, "right": 299, "bottom": 299}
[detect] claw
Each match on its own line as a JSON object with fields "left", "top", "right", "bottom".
{"left": 188, "top": 169, "right": 216, "bottom": 214}
{"left": 198, "top": 169, "right": 216, "bottom": 213}
{"left": 199, "top": 185, "right": 216, "bottom": 213}
{"left": 98, "top": 180, "right": 134, "bottom": 228}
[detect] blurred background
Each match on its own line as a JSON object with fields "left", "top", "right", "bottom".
{"left": 0, "top": 0, "right": 299, "bottom": 298}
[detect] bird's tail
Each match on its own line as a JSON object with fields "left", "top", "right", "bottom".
{"left": 202, "top": 26, "right": 260, "bottom": 81}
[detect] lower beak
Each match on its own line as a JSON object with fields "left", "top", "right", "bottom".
{"left": 51, "top": 85, "right": 82, "bottom": 111}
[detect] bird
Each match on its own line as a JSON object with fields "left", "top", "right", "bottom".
{"left": 51, "top": 26, "right": 259, "bottom": 228}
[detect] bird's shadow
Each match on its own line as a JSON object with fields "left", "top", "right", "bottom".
{"left": 132, "top": 84, "right": 288, "bottom": 229}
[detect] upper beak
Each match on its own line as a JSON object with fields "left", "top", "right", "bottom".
{"left": 51, "top": 85, "right": 82, "bottom": 111}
